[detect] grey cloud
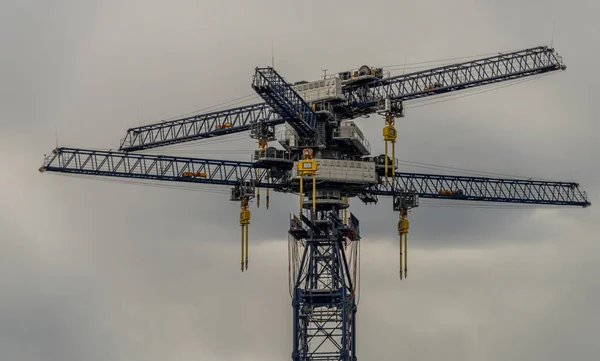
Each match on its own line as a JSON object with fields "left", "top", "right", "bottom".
{"left": 1, "top": 0, "right": 598, "bottom": 360}
{"left": 0, "top": 220, "right": 119, "bottom": 361}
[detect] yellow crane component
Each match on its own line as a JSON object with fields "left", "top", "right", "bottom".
{"left": 397, "top": 208, "right": 409, "bottom": 279}
{"left": 258, "top": 138, "right": 268, "bottom": 149}
{"left": 240, "top": 197, "right": 250, "bottom": 271}
{"left": 215, "top": 122, "right": 232, "bottom": 130}
{"left": 297, "top": 149, "right": 319, "bottom": 214}
{"left": 383, "top": 112, "right": 397, "bottom": 185}
{"left": 255, "top": 168, "right": 261, "bottom": 208}
{"left": 266, "top": 169, "right": 270, "bottom": 210}
{"left": 424, "top": 82, "right": 442, "bottom": 91}
{"left": 183, "top": 171, "right": 207, "bottom": 178}
{"left": 440, "top": 189, "right": 464, "bottom": 195}
{"left": 255, "top": 138, "right": 269, "bottom": 208}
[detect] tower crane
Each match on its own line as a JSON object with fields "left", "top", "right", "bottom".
{"left": 39, "top": 45, "right": 590, "bottom": 361}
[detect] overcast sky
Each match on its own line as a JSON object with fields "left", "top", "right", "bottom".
{"left": 1, "top": 0, "right": 599, "bottom": 360}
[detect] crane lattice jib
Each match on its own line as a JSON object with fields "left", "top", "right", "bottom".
{"left": 343, "top": 46, "right": 565, "bottom": 110}
{"left": 369, "top": 172, "right": 589, "bottom": 207}
{"left": 119, "top": 103, "right": 284, "bottom": 152}
{"left": 41, "top": 147, "right": 264, "bottom": 186}
{"left": 118, "top": 46, "right": 565, "bottom": 151}
{"left": 40, "top": 148, "right": 590, "bottom": 207}
{"left": 252, "top": 67, "right": 318, "bottom": 138}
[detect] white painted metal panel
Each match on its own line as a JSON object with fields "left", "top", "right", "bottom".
{"left": 292, "top": 159, "right": 377, "bottom": 184}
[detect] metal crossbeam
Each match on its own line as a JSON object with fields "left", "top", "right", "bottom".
{"left": 117, "top": 46, "right": 565, "bottom": 151}
{"left": 252, "top": 67, "right": 317, "bottom": 138}
{"left": 40, "top": 148, "right": 590, "bottom": 207}
{"left": 119, "top": 103, "right": 285, "bottom": 152}
{"left": 343, "top": 46, "right": 565, "bottom": 112}
{"left": 367, "top": 172, "right": 589, "bottom": 207}
{"left": 40, "top": 147, "right": 270, "bottom": 187}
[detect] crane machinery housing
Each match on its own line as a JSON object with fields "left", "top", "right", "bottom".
{"left": 39, "top": 45, "right": 590, "bottom": 361}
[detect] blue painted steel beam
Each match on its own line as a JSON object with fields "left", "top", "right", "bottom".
{"left": 40, "top": 147, "right": 272, "bottom": 187}
{"left": 290, "top": 211, "right": 357, "bottom": 360}
{"left": 343, "top": 46, "right": 566, "bottom": 111}
{"left": 368, "top": 172, "right": 590, "bottom": 207}
{"left": 119, "top": 46, "right": 565, "bottom": 151}
{"left": 252, "top": 67, "right": 317, "bottom": 138}
{"left": 40, "top": 147, "right": 591, "bottom": 207}
{"left": 119, "top": 103, "right": 285, "bottom": 152}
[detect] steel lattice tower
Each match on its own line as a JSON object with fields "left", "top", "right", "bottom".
{"left": 290, "top": 198, "right": 359, "bottom": 361}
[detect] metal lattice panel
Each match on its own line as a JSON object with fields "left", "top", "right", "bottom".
{"left": 119, "top": 103, "right": 283, "bottom": 151}
{"left": 40, "top": 148, "right": 590, "bottom": 207}
{"left": 253, "top": 67, "right": 318, "bottom": 138}
{"left": 343, "top": 46, "right": 565, "bottom": 110}
{"left": 118, "top": 47, "right": 565, "bottom": 151}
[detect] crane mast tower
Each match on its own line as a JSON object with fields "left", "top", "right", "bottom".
{"left": 39, "top": 45, "right": 590, "bottom": 361}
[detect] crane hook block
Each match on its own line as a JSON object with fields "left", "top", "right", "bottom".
{"left": 240, "top": 209, "right": 250, "bottom": 225}
{"left": 383, "top": 125, "right": 397, "bottom": 142}
{"left": 398, "top": 218, "right": 409, "bottom": 234}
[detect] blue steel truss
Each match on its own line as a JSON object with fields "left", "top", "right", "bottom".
{"left": 368, "top": 172, "right": 590, "bottom": 207}
{"left": 40, "top": 147, "right": 271, "bottom": 187}
{"left": 119, "top": 103, "right": 285, "bottom": 152}
{"left": 342, "top": 46, "right": 565, "bottom": 112}
{"left": 118, "top": 46, "right": 565, "bottom": 151}
{"left": 289, "top": 211, "right": 357, "bottom": 361}
{"left": 252, "top": 67, "right": 318, "bottom": 138}
{"left": 39, "top": 147, "right": 590, "bottom": 207}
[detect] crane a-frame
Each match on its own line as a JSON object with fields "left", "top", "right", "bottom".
{"left": 40, "top": 45, "right": 590, "bottom": 361}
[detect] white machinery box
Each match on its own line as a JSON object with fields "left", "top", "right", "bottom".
{"left": 292, "top": 158, "right": 378, "bottom": 184}
{"left": 292, "top": 78, "right": 344, "bottom": 103}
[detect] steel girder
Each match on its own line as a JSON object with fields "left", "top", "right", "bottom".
{"left": 118, "top": 46, "right": 565, "bottom": 152}
{"left": 119, "top": 103, "right": 285, "bottom": 152}
{"left": 290, "top": 211, "right": 357, "bottom": 361}
{"left": 40, "top": 148, "right": 590, "bottom": 207}
{"left": 343, "top": 46, "right": 566, "bottom": 110}
{"left": 252, "top": 67, "right": 318, "bottom": 138}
